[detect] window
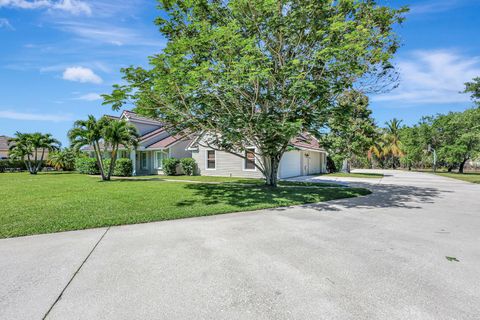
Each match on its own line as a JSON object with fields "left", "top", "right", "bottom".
{"left": 155, "top": 150, "right": 168, "bottom": 169}
{"left": 140, "top": 152, "right": 147, "bottom": 169}
{"left": 206, "top": 150, "right": 216, "bottom": 169}
{"left": 244, "top": 148, "right": 256, "bottom": 170}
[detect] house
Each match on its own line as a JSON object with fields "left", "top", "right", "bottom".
{"left": 85, "top": 111, "right": 327, "bottom": 178}
{"left": 187, "top": 133, "right": 327, "bottom": 179}
{"left": 0, "top": 136, "right": 11, "bottom": 159}
{"left": 82, "top": 111, "right": 192, "bottom": 175}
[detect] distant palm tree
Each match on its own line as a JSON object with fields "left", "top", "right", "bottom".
{"left": 69, "top": 115, "right": 138, "bottom": 180}
{"left": 9, "top": 132, "right": 60, "bottom": 174}
{"left": 47, "top": 148, "right": 78, "bottom": 171}
{"left": 103, "top": 119, "right": 138, "bottom": 180}
{"left": 384, "top": 118, "right": 404, "bottom": 168}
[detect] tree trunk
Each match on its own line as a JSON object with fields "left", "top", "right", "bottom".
{"left": 106, "top": 146, "right": 118, "bottom": 180}
{"left": 263, "top": 156, "right": 280, "bottom": 187}
{"left": 93, "top": 142, "right": 107, "bottom": 180}
{"left": 447, "top": 166, "right": 453, "bottom": 173}
{"left": 35, "top": 148, "right": 46, "bottom": 173}
{"left": 341, "top": 159, "right": 351, "bottom": 173}
{"left": 459, "top": 158, "right": 468, "bottom": 174}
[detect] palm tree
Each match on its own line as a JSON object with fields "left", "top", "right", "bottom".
{"left": 384, "top": 118, "right": 404, "bottom": 168}
{"left": 69, "top": 115, "right": 109, "bottom": 180}
{"left": 47, "top": 148, "right": 78, "bottom": 171}
{"left": 69, "top": 115, "right": 138, "bottom": 180}
{"left": 9, "top": 132, "right": 60, "bottom": 174}
{"left": 103, "top": 119, "right": 138, "bottom": 180}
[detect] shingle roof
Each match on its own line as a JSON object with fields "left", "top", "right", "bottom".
{"left": 0, "top": 136, "right": 11, "bottom": 150}
{"left": 145, "top": 133, "right": 188, "bottom": 149}
{"left": 121, "top": 110, "right": 163, "bottom": 125}
{"left": 290, "top": 133, "right": 324, "bottom": 152}
{"left": 139, "top": 127, "right": 166, "bottom": 142}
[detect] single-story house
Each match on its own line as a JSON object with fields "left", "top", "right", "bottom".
{"left": 83, "top": 111, "right": 327, "bottom": 179}
{"left": 0, "top": 136, "right": 11, "bottom": 159}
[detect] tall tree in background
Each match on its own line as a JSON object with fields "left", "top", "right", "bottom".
{"left": 103, "top": 0, "right": 407, "bottom": 186}
{"left": 9, "top": 132, "right": 60, "bottom": 174}
{"left": 384, "top": 118, "right": 404, "bottom": 169}
{"left": 464, "top": 77, "right": 480, "bottom": 105}
{"left": 322, "top": 90, "right": 376, "bottom": 173}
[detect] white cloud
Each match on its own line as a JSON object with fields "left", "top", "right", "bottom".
{"left": 74, "top": 92, "right": 102, "bottom": 101}
{"left": 372, "top": 50, "right": 480, "bottom": 106}
{"left": 0, "top": 18, "right": 14, "bottom": 30}
{"left": 62, "top": 66, "right": 102, "bottom": 84}
{"left": 0, "top": 110, "right": 73, "bottom": 122}
{"left": 0, "top": 0, "right": 91, "bottom": 16}
{"left": 55, "top": 21, "right": 165, "bottom": 47}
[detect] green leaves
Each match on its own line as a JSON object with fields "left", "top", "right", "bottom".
{"left": 104, "top": 0, "right": 406, "bottom": 183}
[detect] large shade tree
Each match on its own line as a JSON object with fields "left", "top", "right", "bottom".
{"left": 321, "top": 90, "right": 376, "bottom": 173}
{"left": 103, "top": 0, "right": 407, "bottom": 186}
{"left": 9, "top": 132, "right": 60, "bottom": 174}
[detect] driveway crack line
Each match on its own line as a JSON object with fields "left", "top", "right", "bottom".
{"left": 42, "top": 227, "right": 110, "bottom": 320}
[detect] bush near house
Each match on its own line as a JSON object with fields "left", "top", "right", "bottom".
{"left": 112, "top": 158, "right": 133, "bottom": 177}
{"left": 75, "top": 157, "right": 99, "bottom": 175}
{"left": 180, "top": 158, "right": 196, "bottom": 176}
{"left": 0, "top": 159, "right": 28, "bottom": 173}
{"left": 163, "top": 158, "right": 180, "bottom": 175}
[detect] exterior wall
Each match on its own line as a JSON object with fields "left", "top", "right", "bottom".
{"left": 0, "top": 150, "right": 8, "bottom": 159}
{"left": 133, "top": 122, "right": 161, "bottom": 136}
{"left": 194, "top": 146, "right": 327, "bottom": 179}
{"left": 169, "top": 140, "right": 193, "bottom": 159}
{"left": 192, "top": 146, "right": 264, "bottom": 178}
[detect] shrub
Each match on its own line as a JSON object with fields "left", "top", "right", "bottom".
{"left": 75, "top": 157, "right": 99, "bottom": 175}
{"left": 0, "top": 159, "right": 27, "bottom": 172}
{"left": 163, "top": 158, "right": 180, "bottom": 175}
{"left": 180, "top": 158, "right": 197, "bottom": 176}
{"left": 113, "top": 158, "right": 133, "bottom": 177}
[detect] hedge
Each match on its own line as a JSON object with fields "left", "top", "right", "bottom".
{"left": 0, "top": 159, "right": 29, "bottom": 173}
{"left": 180, "top": 158, "right": 196, "bottom": 176}
{"left": 75, "top": 157, "right": 99, "bottom": 175}
{"left": 111, "top": 158, "right": 133, "bottom": 177}
{"left": 75, "top": 157, "right": 133, "bottom": 176}
{"left": 162, "top": 158, "right": 180, "bottom": 175}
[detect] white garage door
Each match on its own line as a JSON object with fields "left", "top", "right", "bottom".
{"left": 279, "top": 151, "right": 302, "bottom": 178}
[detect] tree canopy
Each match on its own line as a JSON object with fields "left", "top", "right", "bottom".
{"left": 103, "top": 0, "right": 407, "bottom": 186}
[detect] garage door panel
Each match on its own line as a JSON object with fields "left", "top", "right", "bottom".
{"left": 279, "top": 151, "right": 301, "bottom": 178}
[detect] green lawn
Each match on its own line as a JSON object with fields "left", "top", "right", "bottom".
{"left": 435, "top": 172, "right": 480, "bottom": 184}
{"left": 0, "top": 172, "right": 370, "bottom": 238}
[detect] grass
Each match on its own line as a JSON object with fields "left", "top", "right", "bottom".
{"left": 0, "top": 172, "right": 371, "bottom": 238}
{"left": 435, "top": 172, "right": 480, "bottom": 184}
{"left": 321, "top": 172, "right": 384, "bottom": 179}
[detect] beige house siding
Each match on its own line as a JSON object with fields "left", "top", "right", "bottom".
{"left": 0, "top": 150, "right": 8, "bottom": 159}
{"left": 192, "top": 146, "right": 264, "bottom": 178}
{"left": 193, "top": 145, "right": 327, "bottom": 179}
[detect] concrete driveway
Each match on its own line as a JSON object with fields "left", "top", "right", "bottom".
{"left": 1, "top": 170, "right": 479, "bottom": 320}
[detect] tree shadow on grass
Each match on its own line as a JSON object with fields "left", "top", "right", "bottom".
{"left": 176, "top": 184, "right": 370, "bottom": 208}
{"left": 179, "top": 182, "right": 449, "bottom": 212}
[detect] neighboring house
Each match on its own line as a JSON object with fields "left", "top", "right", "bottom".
{"left": 187, "top": 132, "right": 327, "bottom": 179}
{"left": 82, "top": 111, "right": 192, "bottom": 175}
{"left": 84, "top": 110, "right": 327, "bottom": 178}
{"left": 0, "top": 135, "right": 11, "bottom": 159}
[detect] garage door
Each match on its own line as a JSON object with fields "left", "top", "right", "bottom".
{"left": 279, "top": 151, "right": 302, "bottom": 178}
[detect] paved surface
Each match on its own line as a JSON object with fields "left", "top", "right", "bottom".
{"left": 1, "top": 170, "right": 479, "bottom": 320}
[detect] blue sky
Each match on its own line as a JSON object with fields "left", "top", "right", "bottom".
{"left": 0, "top": 0, "right": 479, "bottom": 146}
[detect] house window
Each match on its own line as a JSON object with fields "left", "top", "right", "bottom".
{"left": 140, "top": 152, "right": 147, "bottom": 169}
{"left": 206, "top": 150, "right": 216, "bottom": 169}
{"left": 155, "top": 150, "right": 168, "bottom": 169}
{"left": 244, "top": 148, "right": 256, "bottom": 170}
